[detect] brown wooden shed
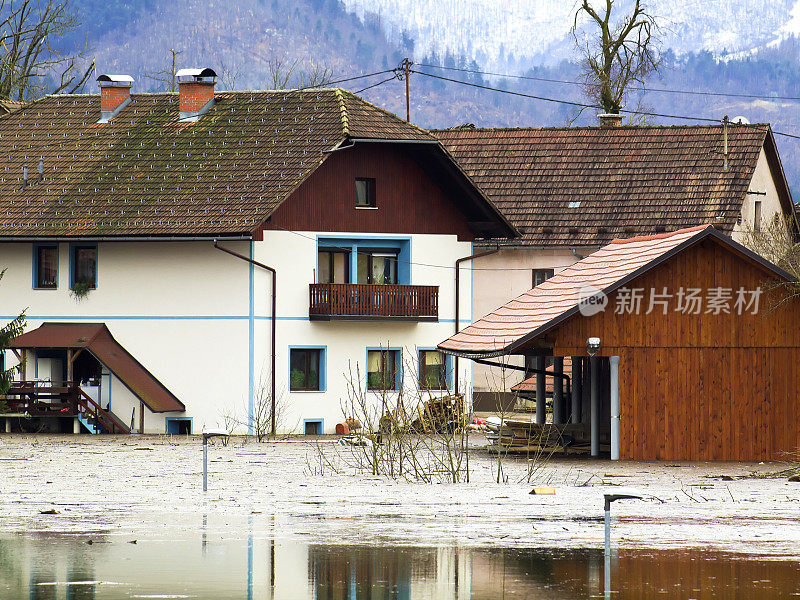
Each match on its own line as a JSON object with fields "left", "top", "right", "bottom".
{"left": 439, "top": 225, "right": 800, "bottom": 461}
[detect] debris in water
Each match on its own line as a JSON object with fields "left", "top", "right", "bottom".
{"left": 39, "top": 509, "right": 59, "bottom": 515}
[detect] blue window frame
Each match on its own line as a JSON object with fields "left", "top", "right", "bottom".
{"left": 165, "top": 417, "right": 193, "bottom": 435}
{"left": 303, "top": 419, "right": 324, "bottom": 435}
{"left": 32, "top": 243, "right": 59, "bottom": 289}
{"left": 417, "top": 348, "right": 453, "bottom": 391}
{"left": 289, "top": 346, "right": 327, "bottom": 392}
{"left": 317, "top": 236, "right": 411, "bottom": 285}
{"left": 366, "top": 347, "right": 402, "bottom": 391}
{"left": 69, "top": 243, "right": 98, "bottom": 289}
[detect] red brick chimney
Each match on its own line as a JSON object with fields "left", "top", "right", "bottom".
{"left": 97, "top": 74, "right": 133, "bottom": 123}
{"left": 598, "top": 113, "right": 624, "bottom": 127}
{"left": 177, "top": 68, "right": 217, "bottom": 120}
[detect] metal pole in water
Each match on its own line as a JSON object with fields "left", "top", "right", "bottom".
{"left": 202, "top": 437, "right": 208, "bottom": 492}
{"left": 202, "top": 430, "right": 229, "bottom": 492}
{"left": 604, "top": 499, "right": 611, "bottom": 600}
{"left": 603, "top": 493, "right": 643, "bottom": 600}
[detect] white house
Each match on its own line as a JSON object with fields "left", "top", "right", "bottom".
{"left": 0, "top": 70, "right": 515, "bottom": 434}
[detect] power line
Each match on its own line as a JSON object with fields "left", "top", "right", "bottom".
{"left": 412, "top": 67, "right": 800, "bottom": 140}
{"left": 417, "top": 62, "right": 800, "bottom": 102}
{"left": 354, "top": 73, "right": 401, "bottom": 94}
{"left": 410, "top": 68, "right": 722, "bottom": 123}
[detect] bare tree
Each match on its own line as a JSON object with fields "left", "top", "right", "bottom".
{"left": 218, "top": 59, "right": 241, "bottom": 91}
{"left": 298, "top": 62, "right": 333, "bottom": 88}
{"left": 263, "top": 56, "right": 333, "bottom": 90}
{"left": 573, "top": 0, "right": 660, "bottom": 114}
{"left": 0, "top": 0, "right": 93, "bottom": 101}
{"left": 146, "top": 48, "right": 182, "bottom": 92}
{"left": 740, "top": 213, "right": 800, "bottom": 306}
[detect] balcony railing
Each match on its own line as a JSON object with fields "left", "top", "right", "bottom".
{"left": 309, "top": 283, "right": 438, "bottom": 321}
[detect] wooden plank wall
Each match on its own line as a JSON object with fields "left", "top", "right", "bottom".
{"left": 261, "top": 144, "right": 475, "bottom": 240}
{"left": 550, "top": 239, "right": 800, "bottom": 460}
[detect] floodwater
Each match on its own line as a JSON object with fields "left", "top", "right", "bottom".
{"left": 2, "top": 532, "right": 799, "bottom": 599}
{"left": 3, "top": 435, "right": 800, "bottom": 598}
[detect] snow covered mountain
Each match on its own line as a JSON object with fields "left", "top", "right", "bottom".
{"left": 341, "top": 0, "right": 799, "bottom": 70}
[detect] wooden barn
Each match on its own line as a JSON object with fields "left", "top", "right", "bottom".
{"left": 439, "top": 225, "right": 800, "bottom": 461}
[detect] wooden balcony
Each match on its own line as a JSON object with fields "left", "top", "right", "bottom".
{"left": 309, "top": 283, "right": 438, "bottom": 321}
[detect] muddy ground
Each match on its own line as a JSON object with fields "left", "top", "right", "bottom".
{"left": 0, "top": 434, "right": 798, "bottom": 557}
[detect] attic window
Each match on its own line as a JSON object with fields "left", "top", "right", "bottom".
{"left": 568, "top": 201, "right": 581, "bottom": 208}
{"left": 355, "top": 178, "right": 376, "bottom": 208}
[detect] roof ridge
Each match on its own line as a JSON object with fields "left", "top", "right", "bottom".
{"left": 338, "top": 88, "right": 435, "bottom": 139}
{"left": 608, "top": 225, "right": 712, "bottom": 245}
{"left": 432, "top": 124, "right": 770, "bottom": 133}
{"left": 335, "top": 88, "right": 350, "bottom": 137}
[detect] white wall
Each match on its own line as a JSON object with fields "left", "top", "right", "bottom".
{"left": 731, "top": 148, "right": 787, "bottom": 242}
{"left": 469, "top": 246, "right": 583, "bottom": 392}
{"left": 255, "top": 230, "right": 473, "bottom": 434}
{"left": 0, "top": 231, "right": 472, "bottom": 434}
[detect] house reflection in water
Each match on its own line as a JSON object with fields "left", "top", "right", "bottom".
{"left": 3, "top": 533, "right": 800, "bottom": 599}
{"left": 309, "top": 545, "right": 469, "bottom": 599}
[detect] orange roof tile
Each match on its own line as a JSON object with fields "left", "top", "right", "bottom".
{"left": 438, "top": 225, "right": 791, "bottom": 357}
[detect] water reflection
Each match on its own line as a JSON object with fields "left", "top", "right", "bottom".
{"left": 0, "top": 533, "right": 798, "bottom": 599}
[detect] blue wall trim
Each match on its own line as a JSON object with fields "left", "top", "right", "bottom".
{"left": 248, "top": 240, "right": 255, "bottom": 436}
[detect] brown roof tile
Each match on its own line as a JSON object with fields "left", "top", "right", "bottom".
{"left": 439, "top": 225, "right": 732, "bottom": 357}
{"left": 0, "top": 89, "right": 432, "bottom": 238}
{"left": 434, "top": 125, "right": 774, "bottom": 246}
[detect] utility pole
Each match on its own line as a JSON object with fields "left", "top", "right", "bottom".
{"left": 402, "top": 57, "right": 412, "bottom": 122}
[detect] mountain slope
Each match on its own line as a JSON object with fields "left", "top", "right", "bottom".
{"left": 341, "top": 0, "right": 798, "bottom": 71}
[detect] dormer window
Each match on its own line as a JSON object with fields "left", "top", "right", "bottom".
{"left": 355, "top": 178, "right": 376, "bottom": 208}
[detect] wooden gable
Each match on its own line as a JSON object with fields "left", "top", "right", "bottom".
{"left": 260, "top": 143, "right": 476, "bottom": 240}
{"left": 544, "top": 238, "right": 800, "bottom": 461}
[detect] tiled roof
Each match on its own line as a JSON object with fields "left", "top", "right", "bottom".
{"left": 439, "top": 225, "right": 788, "bottom": 357}
{"left": 0, "top": 89, "right": 434, "bottom": 238}
{"left": 0, "top": 100, "right": 25, "bottom": 113}
{"left": 434, "top": 125, "right": 780, "bottom": 246}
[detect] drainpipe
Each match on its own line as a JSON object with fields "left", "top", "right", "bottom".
{"left": 454, "top": 245, "right": 499, "bottom": 393}
{"left": 214, "top": 241, "right": 277, "bottom": 435}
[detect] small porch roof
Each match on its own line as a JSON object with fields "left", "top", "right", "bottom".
{"left": 10, "top": 323, "right": 184, "bottom": 413}
{"left": 438, "top": 225, "right": 795, "bottom": 358}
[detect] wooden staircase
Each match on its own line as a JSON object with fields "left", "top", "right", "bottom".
{"left": 5, "top": 381, "right": 130, "bottom": 434}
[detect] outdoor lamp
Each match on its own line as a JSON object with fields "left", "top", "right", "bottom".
{"left": 202, "top": 428, "right": 230, "bottom": 492}
{"left": 586, "top": 337, "right": 601, "bottom": 356}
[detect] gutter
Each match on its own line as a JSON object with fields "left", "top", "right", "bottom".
{"left": 213, "top": 240, "right": 278, "bottom": 436}
{"left": 453, "top": 245, "right": 499, "bottom": 393}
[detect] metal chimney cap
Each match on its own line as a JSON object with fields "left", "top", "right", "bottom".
{"left": 97, "top": 74, "right": 134, "bottom": 87}
{"left": 176, "top": 67, "right": 217, "bottom": 83}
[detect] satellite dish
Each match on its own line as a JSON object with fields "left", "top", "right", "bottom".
{"left": 731, "top": 116, "right": 750, "bottom": 125}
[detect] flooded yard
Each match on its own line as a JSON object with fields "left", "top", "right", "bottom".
{"left": 1, "top": 434, "right": 799, "bottom": 598}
